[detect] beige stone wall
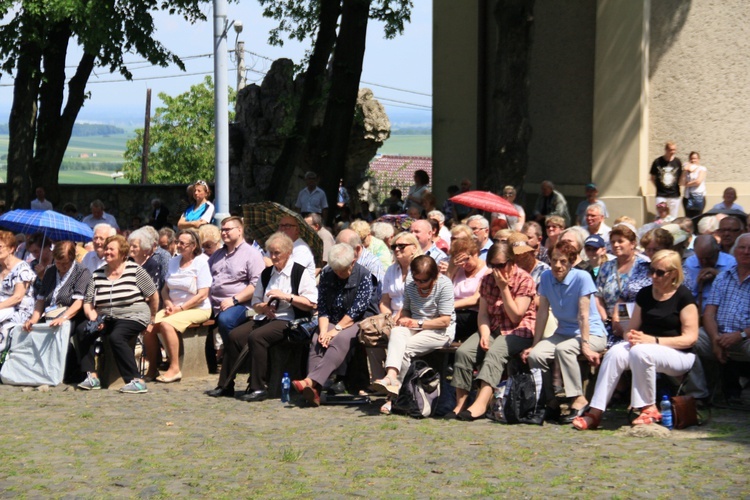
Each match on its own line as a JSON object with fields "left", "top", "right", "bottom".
{"left": 649, "top": 0, "right": 750, "bottom": 186}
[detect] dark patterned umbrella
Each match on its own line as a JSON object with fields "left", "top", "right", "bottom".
{"left": 242, "top": 202, "right": 323, "bottom": 265}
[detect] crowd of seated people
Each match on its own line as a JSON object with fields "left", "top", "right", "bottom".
{"left": 2, "top": 174, "right": 749, "bottom": 432}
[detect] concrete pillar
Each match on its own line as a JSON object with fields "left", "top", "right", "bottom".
{"left": 432, "top": 0, "right": 480, "bottom": 200}
{"left": 591, "top": 0, "right": 650, "bottom": 223}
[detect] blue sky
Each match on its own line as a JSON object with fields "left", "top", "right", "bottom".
{"left": 0, "top": 2, "right": 432, "bottom": 127}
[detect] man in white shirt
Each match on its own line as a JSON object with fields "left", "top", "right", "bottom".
{"left": 467, "top": 215, "right": 492, "bottom": 261}
{"left": 30, "top": 187, "right": 53, "bottom": 211}
{"left": 81, "top": 223, "right": 116, "bottom": 273}
{"left": 582, "top": 204, "right": 611, "bottom": 241}
{"left": 82, "top": 200, "right": 120, "bottom": 230}
{"left": 278, "top": 215, "right": 316, "bottom": 278}
{"left": 295, "top": 171, "right": 328, "bottom": 221}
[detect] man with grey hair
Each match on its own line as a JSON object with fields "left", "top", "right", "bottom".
{"left": 532, "top": 180, "right": 570, "bottom": 227}
{"left": 82, "top": 199, "right": 119, "bottom": 230}
{"left": 428, "top": 209, "right": 451, "bottom": 248}
{"left": 371, "top": 221, "right": 395, "bottom": 246}
{"left": 582, "top": 204, "right": 611, "bottom": 241}
{"left": 410, "top": 219, "right": 448, "bottom": 265}
{"left": 295, "top": 171, "right": 328, "bottom": 221}
{"left": 81, "top": 223, "right": 117, "bottom": 272}
{"left": 335, "top": 228, "right": 384, "bottom": 283}
{"left": 467, "top": 215, "right": 492, "bottom": 261}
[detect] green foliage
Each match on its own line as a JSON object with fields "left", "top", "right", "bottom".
{"left": 122, "top": 76, "right": 235, "bottom": 184}
{"left": 258, "top": 0, "right": 413, "bottom": 46}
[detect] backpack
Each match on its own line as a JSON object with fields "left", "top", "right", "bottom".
{"left": 391, "top": 360, "right": 441, "bottom": 419}
{"left": 502, "top": 367, "right": 546, "bottom": 425}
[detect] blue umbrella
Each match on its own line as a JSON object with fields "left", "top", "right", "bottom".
{"left": 0, "top": 209, "right": 93, "bottom": 243}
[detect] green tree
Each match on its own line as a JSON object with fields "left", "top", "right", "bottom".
{"left": 260, "top": 0, "right": 412, "bottom": 223}
{"left": 122, "top": 77, "right": 235, "bottom": 184}
{"left": 0, "top": 0, "right": 212, "bottom": 208}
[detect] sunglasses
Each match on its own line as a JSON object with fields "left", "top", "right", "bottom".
{"left": 391, "top": 243, "right": 413, "bottom": 251}
{"left": 489, "top": 261, "right": 510, "bottom": 270}
{"left": 648, "top": 267, "right": 671, "bottom": 277}
{"left": 413, "top": 276, "right": 433, "bottom": 284}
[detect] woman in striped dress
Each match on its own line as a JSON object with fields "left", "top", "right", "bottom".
{"left": 76, "top": 235, "right": 158, "bottom": 394}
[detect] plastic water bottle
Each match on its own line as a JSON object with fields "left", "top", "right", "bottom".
{"left": 660, "top": 394, "right": 673, "bottom": 430}
{"left": 281, "top": 372, "right": 291, "bottom": 404}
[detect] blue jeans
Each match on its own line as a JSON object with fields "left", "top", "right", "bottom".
{"left": 215, "top": 305, "right": 250, "bottom": 345}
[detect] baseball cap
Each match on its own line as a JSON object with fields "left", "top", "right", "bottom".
{"left": 585, "top": 183, "right": 597, "bottom": 191}
{"left": 584, "top": 234, "right": 606, "bottom": 249}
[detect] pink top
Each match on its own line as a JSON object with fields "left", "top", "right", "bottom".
{"left": 452, "top": 264, "right": 490, "bottom": 312}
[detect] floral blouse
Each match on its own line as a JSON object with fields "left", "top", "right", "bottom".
{"left": 595, "top": 254, "right": 649, "bottom": 315}
{"left": 0, "top": 260, "right": 36, "bottom": 324}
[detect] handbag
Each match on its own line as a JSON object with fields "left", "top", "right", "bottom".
{"left": 671, "top": 395, "right": 700, "bottom": 429}
{"left": 357, "top": 313, "right": 394, "bottom": 347}
{"left": 284, "top": 317, "right": 318, "bottom": 344}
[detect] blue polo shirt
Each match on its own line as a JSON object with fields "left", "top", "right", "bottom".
{"left": 539, "top": 268, "right": 606, "bottom": 337}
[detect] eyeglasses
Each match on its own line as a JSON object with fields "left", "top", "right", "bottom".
{"left": 489, "top": 261, "right": 510, "bottom": 270}
{"left": 469, "top": 226, "right": 487, "bottom": 232}
{"left": 648, "top": 267, "right": 671, "bottom": 277}
{"left": 391, "top": 243, "right": 413, "bottom": 251}
{"left": 220, "top": 226, "right": 239, "bottom": 233}
{"left": 176, "top": 240, "right": 194, "bottom": 247}
{"left": 194, "top": 180, "right": 208, "bottom": 187}
{"left": 413, "top": 276, "right": 433, "bottom": 284}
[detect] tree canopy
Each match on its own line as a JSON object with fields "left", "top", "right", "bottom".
{"left": 122, "top": 76, "right": 235, "bottom": 184}
{"left": 0, "top": 0, "right": 213, "bottom": 207}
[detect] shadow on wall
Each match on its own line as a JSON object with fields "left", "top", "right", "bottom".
{"left": 649, "top": 0, "right": 692, "bottom": 78}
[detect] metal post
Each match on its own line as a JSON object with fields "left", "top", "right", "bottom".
{"left": 140, "top": 88, "right": 151, "bottom": 184}
{"left": 213, "top": 0, "right": 230, "bottom": 224}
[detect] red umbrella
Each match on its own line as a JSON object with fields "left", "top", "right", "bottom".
{"left": 450, "top": 191, "right": 519, "bottom": 217}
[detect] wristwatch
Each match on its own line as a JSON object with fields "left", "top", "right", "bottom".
{"left": 418, "top": 319, "right": 424, "bottom": 328}
{"left": 334, "top": 324, "right": 343, "bottom": 331}
{"left": 232, "top": 296, "right": 239, "bottom": 306}
{"left": 740, "top": 331, "right": 748, "bottom": 340}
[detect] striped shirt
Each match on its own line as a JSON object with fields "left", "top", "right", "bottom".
{"left": 403, "top": 274, "right": 455, "bottom": 337}
{"left": 85, "top": 261, "right": 157, "bottom": 326}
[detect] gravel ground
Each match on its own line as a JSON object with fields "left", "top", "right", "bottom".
{"left": 1, "top": 377, "right": 749, "bottom": 498}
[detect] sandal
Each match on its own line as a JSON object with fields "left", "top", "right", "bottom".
{"left": 370, "top": 376, "right": 400, "bottom": 395}
{"left": 631, "top": 407, "right": 662, "bottom": 426}
{"left": 572, "top": 411, "right": 601, "bottom": 430}
{"left": 380, "top": 400, "right": 392, "bottom": 415}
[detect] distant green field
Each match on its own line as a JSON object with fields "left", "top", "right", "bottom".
{"left": 378, "top": 134, "right": 431, "bottom": 156}
{"left": 0, "top": 130, "right": 430, "bottom": 183}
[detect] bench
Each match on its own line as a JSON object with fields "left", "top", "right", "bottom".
{"left": 98, "top": 320, "right": 216, "bottom": 389}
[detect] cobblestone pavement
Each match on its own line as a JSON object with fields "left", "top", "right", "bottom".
{"left": 1, "top": 377, "right": 748, "bottom": 498}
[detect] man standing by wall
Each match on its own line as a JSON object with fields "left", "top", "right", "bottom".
{"left": 650, "top": 141, "right": 683, "bottom": 219}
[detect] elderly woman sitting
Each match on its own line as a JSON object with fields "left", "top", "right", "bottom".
{"left": 128, "top": 228, "right": 162, "bottom": 290}
{"left": 24, "top": 241, "right": 92, "bottom": 332}
{"left": 210, "top": 232, "right": 318, "bottom": 401}
{"left": 372, "top": 255, "right": 455, "bottom": 414}
{"left": 76, "top": 235, "right": 158, "bottom": 393}
{"left": 0, "top": 230, "right": 37, "bottom": 344}
{"left": 292, "top": 243, "right": 378, "bottom": 406}
{"left": 447, "top": 237, "right": 489, "bottom": 342}
{"left": 524, "top": 240, "right": 608, "bottom": 424}
{"left": 144, "top": 229, "right": 212, "bottom": 383}
{"left": 574, "top": 250, "right": 699, "bottom": 429}
{"left": 451, "top": 242, "right": 537, "bottom": 421}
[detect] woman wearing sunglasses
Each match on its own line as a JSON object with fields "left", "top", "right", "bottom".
{"left": 447, "top": 237, "right": 489, "bottom": 343}
{"left": 372, "top": 255, "right": 455, "bottom": 413}
{"left": 574, "top": 250, "right": 699, "bottom": 429}
{"left": 451, "top": 242, "right": 537, "bottom": 420}
{"left": 178, "top": 180, "right": 215, "bottom": 229}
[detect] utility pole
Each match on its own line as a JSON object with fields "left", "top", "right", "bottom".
{"left": 140, "top": 88, "right": 151, "bottom": 184}
{"left": 213, "top": 0, "right": 230, "bottom": 223}
{"left": 236, "top": 40, "right": 246, "bottom": 91}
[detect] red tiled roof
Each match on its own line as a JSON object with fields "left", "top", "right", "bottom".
{"left": 369, "top": 155, "right": 433, "bottom": 193}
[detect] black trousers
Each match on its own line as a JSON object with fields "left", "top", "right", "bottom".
{"left": 218, "top": 319, "right": 288, "bottom": 391}
{"left": 77, "top": 318, "right": 143, "bottom": 383}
